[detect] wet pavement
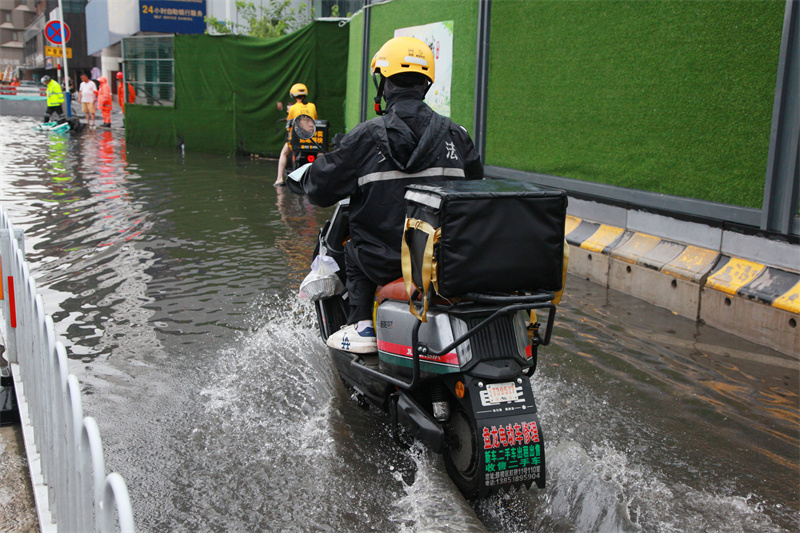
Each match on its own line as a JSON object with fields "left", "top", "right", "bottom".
{"left": 0, "top": 114, "right": 797, "bottom": 532}
{"left": 0, "top": 423, "right": 38, "bottom": 532}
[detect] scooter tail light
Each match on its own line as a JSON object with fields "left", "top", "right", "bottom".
{"left": 307, "top": 154, "right": 315, "bottom": 163}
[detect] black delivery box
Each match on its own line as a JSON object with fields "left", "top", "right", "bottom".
{"left": 403, "top": 179, "right": 567, "bottom": 297}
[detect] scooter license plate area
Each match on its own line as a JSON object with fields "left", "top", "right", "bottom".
{"left": 482, "top": 382, "right": 521, "bottom": 405}
{"left": 468, "top": 378, "right": 536, "bottom": 420}
{"left": 480, "top": 412, "right": 546, "bottom": 490}
{"left": 466, "top": 379, "right": 547, "bottom": 491}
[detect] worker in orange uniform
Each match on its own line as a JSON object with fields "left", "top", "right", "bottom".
{"left": 116, "top": 72, "right": 136, "bottom": 113}
{"left": 96, "top": 76, "right": 113, "bottom": 127}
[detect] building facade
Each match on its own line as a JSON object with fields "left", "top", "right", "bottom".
{"left": 0, "top": 0, "right": 36, "bottom": 80}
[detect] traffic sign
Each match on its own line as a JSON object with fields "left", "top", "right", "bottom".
{"left": 44, "top": 20, "right": 71, "bottom": 45}
{"left": 45, "top": 46, "right": 72, "bottom": 59}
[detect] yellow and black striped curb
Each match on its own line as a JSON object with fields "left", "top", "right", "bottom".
{"left": 565, "top": 215, "right": 800, "bottom": 315}
{"left": 706, "top": 256, "right": 800, "bottom": 314}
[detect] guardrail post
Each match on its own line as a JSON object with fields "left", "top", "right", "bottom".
{"left": 100, "top": 473, "right": 136, "bottom": 533}
{"left": 81, "top": 418, "right": 107, "bottom": 532}
{"left": 0, "top": 227, "right": 13, "bottom": 363}
{"left": 66, "top": 375, "right": 85, "bottom": 532}
{"left": 0, "top": 217, "right": 25, "bottom": 364}
{"left": 43, "top": 315, "right": 58, "bottom": 522}
{"left": 52, "top": 340, "right": 69, "bottom": 528}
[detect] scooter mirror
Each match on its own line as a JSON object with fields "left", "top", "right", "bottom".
{"left": 293, "top": 114, "right": 317, "bottom": 140}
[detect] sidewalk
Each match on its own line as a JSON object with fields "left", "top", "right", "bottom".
{"left": 0, "top": 364, "right": 38, "bottom": 532}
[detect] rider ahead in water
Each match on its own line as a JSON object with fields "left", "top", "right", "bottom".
{"left": 290, "top": 36, "right": 483, "bottom": 353}
{"left": 276, "top": 83, "right": 318, "bottom": 186}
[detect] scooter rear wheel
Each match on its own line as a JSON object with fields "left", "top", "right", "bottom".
{"left": 443, "top": 406, "right": 484, "bottom": 498}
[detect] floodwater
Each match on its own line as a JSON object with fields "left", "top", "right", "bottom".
{"left": 1, "top": 115, "right": 798, "bottom": 532}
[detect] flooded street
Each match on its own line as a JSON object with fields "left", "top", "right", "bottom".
{"left": 1, "top": 115, "right": 798, "bottom": 532}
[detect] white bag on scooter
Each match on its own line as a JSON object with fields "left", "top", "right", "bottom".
{"left": 299, "top": 255, "right": 343, "bottom": 301}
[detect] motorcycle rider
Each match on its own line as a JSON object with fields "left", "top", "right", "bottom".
{"left": 275, "top": 83, "right": 318, "bottom": 186}
{"left": 288, "top": 36, "right": 483, "bottom": 353}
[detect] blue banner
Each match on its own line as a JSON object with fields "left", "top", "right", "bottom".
{"left": 140, "top": 0, "right": 206, "bottom": 34}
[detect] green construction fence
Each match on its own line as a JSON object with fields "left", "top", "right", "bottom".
{"left": 126, "top": 20, "right": 349, "bottom": 156}
{"left": 342, "top": 0, "right": 783, "bottom": 209}
{"left": 351, "top": 0, "right": 480, "bottom": 133}
{"left": 484, "top": 0, "right": 785, "bottom": 210}
{"left": 127, "top": 0, "right": 786, "bottom": 211}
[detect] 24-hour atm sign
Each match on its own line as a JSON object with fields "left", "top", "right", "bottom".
{"left": 140, "top": 0, "right": 206, "bottom": 34}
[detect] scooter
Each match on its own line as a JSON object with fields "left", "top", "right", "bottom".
{"left": 35, "top": 117, "right": 84, "bottom": 134}
{"left": 35, "top": 120, "right": 71, "bottom": 134}
{"left": 290, "top": 116, "right": 566, "bottom": 498}
{"left": 283, "top": 116, "right": 330, "bottom": 179}
{"left": 313, "top": 202, "right": 559, "bottom": 497}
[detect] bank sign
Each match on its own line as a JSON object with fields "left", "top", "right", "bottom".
{"left": 140, "top": 0, "right": 206, "bottom": 34}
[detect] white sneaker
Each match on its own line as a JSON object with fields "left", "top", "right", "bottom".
{"left": 326, "top": 324, "right": 377, "bottom": 354}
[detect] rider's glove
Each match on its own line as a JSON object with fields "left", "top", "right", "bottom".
{"left": 286, "top": 163, "right": 312, "bottom": 195}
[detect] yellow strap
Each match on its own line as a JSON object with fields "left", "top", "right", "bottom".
{"left": 401, "top": 218, "right": 416, "bottom": 307}
{"left": 553, "top": 238, "right": 569, "bottom": 305}
{"left": 401, "top": 218, "right": 440, "bottom": 322}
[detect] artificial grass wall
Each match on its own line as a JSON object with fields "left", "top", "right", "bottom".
{"left": 344, "top": 10, "right": 364, "bottom": 131}
{"left": 358, "top": 0, "right": 480, "bottom": 133}
{"left": 126, "top": 105, "right": 177, "bottom": 148}
{"left": 486, "top": 0, "right": 785, "bottom": 209}
{"left": 126, "top": 21, "right": 349, "bottom": 156}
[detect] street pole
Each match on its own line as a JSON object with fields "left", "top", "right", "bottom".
{"left": 56, "top": 0, "right": 71, "bottom": 117}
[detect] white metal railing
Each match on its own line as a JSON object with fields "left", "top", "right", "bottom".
{"left": 0, "top": 206, "right": 135, "bottom": 532}
{"left": 0, "top": 85, "right": 46, "bottom": 97}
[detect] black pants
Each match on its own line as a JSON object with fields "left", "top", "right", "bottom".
{"left": 44, "top": 105, "right": 63, "bottom": 122}
{"left": 344, "top": 242, "right": 402, "bottom": 324}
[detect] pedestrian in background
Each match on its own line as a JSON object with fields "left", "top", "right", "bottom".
{"left": 41, "top": 75, "right": 65, "bottom": 123}
{"left": 96, "top": 76, "right": 112, "bottom": 128}
{"left": 79, "top": 73, "right": 97, "bottom": 128}
{"left": 116, "top": 72, "right": 136, "bottom": 114}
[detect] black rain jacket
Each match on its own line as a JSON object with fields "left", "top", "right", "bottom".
{"left": 295, "top": 92, "right": 483, "bottom": 279}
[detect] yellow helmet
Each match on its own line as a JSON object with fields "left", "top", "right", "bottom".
{"left": 290, "top": 83, "right": 308, "bottom": 98}
{"left": 370, "top": 36, "right": 435, "bottom": 84}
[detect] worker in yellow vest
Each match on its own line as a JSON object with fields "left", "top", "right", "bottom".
{"left": 41, "top": 75, "right": 65, "bottom": 123}
{"left": 275, "top": 83, "right": 318, "bottom": 186}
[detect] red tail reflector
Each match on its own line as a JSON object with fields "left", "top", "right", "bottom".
{"left": 8, "top": 276, "right": 16, "bottom": 328}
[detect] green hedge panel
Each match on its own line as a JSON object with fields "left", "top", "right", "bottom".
{"left": 313, "top": 21, "right": 349, "bottom": 140}
{"left": 486, "top": 0, "right": 784, "bottom": 209}
{"left": 344, "top": 11, "right": 364, "bottom": 131}
{"left": 128, "top": 21, "right": 349, "bottom": 156}
{"left": 362, "top": 0, "right": 479, "bottom": 133}
{"left": 125, "top": 105, "right": 176, "bottom": 148}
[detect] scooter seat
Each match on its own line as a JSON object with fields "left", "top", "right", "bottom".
{"left": 376, "top": 278, "right": 452, "bottom": 305}
{"left": 376, "top": 278, "right": 410, "bottom": 302}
